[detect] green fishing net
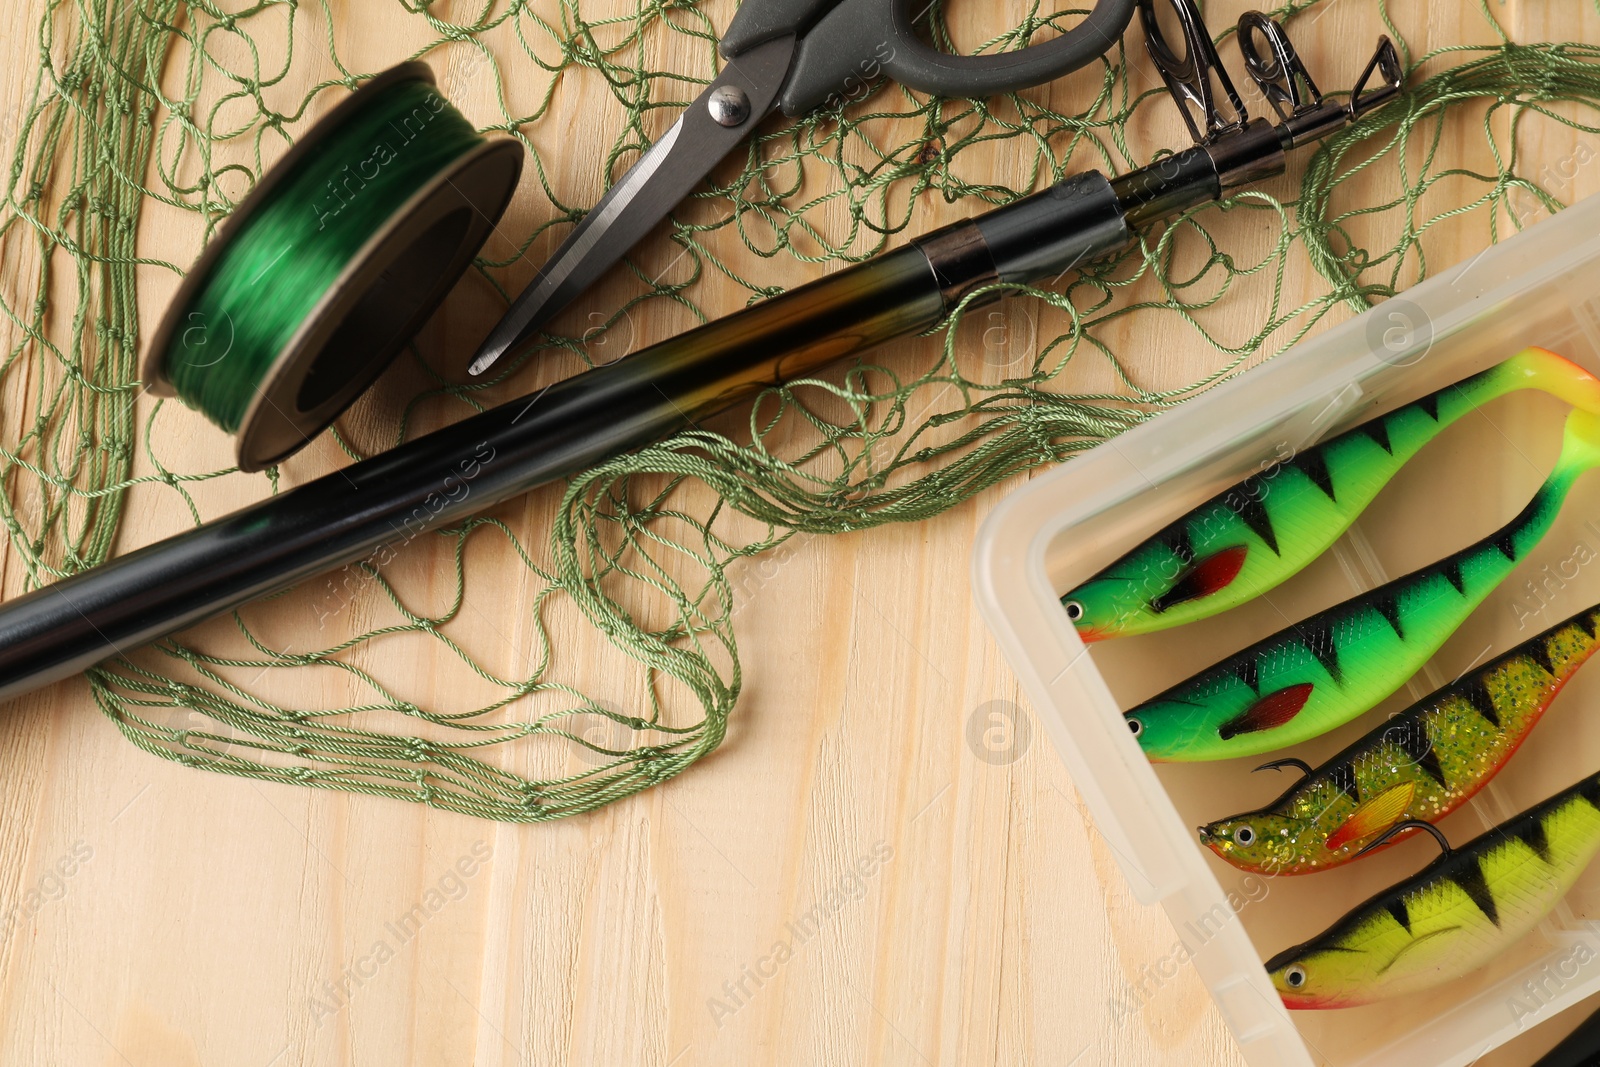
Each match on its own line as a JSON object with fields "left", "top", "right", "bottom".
{"left": 3, "top": 0, "right": 1598, "bottom": 820}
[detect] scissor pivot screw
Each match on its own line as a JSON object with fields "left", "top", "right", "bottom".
{"left": 707, "top": 85, "right": 751, "bottom": 127}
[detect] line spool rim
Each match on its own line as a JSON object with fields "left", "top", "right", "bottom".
{"left": 142, "top": 62, "right": 524, "bottom": 472}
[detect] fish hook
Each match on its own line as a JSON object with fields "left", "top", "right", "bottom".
{"left": 1253, "top": 757, "right": 1314, "bottom": 782}
{"left": 1355, "top": 819, "right": 1453, "bottom": 860}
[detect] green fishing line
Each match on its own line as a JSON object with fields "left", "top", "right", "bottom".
{"left": 159, "top": 77, "right": 483, "bottom": 433}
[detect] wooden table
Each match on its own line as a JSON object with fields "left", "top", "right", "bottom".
{"left": 0, "top": 1, "right": 1596, "bottom": 1064}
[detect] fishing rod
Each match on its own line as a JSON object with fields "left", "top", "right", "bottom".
{"left": 0, "top": 2, "right": 1400, "bottom": 703}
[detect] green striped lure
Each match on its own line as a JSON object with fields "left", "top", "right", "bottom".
{"left": 1127, "top": 406, "right": 1600, "bottom": 762}
{"left": 1200, "top": 605, "right": 1600, "bottom": 875}
{"left": 1063, "top": 348, "right": 1600, "bottom": 641}
{"left": 1267, "top": 769, "right": 1600, "bottom": 1009}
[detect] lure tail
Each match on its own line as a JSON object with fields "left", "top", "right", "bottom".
{"left": 1062, "top": 348, "right": 1600, "bottom": 641}
{"left": 1552, "top": 407, "right": 1600, "bottom": 488}
{"left": 1491, "top": 346, "right": 1600, "bottom": 414}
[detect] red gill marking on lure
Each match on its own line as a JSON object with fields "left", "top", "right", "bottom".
{"left": 1325, "top": 781, "right": 1416, "bottom": 852}
{"left": 1279, "top": 987, "right": 1358, "bottom": 1011}
{"left": 1149, "top": 545, "right": 1249, "bottom": 614}
{"left": 1218, "top": 683, "right": 1314, "bottom": 741}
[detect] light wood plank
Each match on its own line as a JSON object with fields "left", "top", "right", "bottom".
{"left": 1, "top": 1, "right": 1599, "bottom": 1065}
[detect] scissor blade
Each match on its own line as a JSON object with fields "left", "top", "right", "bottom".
{"left": 468, "top": 34, "right": 798, "bottom": 376}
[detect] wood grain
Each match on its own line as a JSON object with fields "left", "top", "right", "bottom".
{"left": 0, "top": 1, "right": 1597, "bottom": 1064}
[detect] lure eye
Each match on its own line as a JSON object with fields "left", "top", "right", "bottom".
{"left": 1285, "top": 965, "right": 1307, "bottom": 989}
{"left": 1064, "top": 600, "right": 1085, "bottom": 622}
{"left": 1127, "top": 717, "right": 1143, "bottom": 737}
{"left": 1233, "top": 825, "right": 1256, "bottom": 847}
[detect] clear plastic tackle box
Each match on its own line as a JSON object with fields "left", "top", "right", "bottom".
{"left": 972, "top": 191, "right": 1600, "bottom": 1067}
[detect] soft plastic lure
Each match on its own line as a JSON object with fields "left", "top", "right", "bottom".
{"left": 1267, "top": 769, "right": 1600, "bottom": 1009}
{"left": 1200, "top": 604, "right": 1600, "bottom": 875}
{"left": 1127, "top": 407, "right": 1600, "bottom": 761}
{"left": 1062, "top": 348, "right": 1600, "bottom": 641}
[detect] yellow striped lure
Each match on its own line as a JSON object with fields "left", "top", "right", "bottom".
{"left": 1266, "top": 769, "right": 1600, "bottom": 1009}
{"left": 1201, "top": 605, "right": 1600, "bottom": 875}
{"left": 1127, "top": 406, "right": 1600, "bottom": 762}
{"left": 1063, "top": 348, "right": 1600, "bottom": 641}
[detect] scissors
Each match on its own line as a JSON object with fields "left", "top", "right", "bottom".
{"left": 468, "top": 0, "right": 1138, "bottom": 374}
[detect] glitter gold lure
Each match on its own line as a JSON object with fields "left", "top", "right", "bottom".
{"left": 1200, "top": 604, "right": 1600, "bottom": 875}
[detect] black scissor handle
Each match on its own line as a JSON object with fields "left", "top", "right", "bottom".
{"left": 872, "top": 0, "right": 1138, "bottom": 106}
{"left": 725, "top": 0, "right": 1139, "bottom": 117}
{"left": 1136, "top": 0, "right": 1249, "bottom": 145}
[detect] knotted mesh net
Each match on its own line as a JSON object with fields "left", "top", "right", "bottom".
{"left": 2, "top": 0, "right": 1597, "bottom": 819}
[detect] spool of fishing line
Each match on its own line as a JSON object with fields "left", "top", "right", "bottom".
{"left": 143, "top": 62, "right": 523, "bottom": 470}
